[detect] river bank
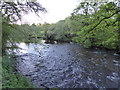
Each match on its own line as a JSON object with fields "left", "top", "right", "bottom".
{"left": 2, "top": 55, "right": 35, "bottom": 88}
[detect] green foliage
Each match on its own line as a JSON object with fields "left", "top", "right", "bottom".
{"left": 2, "top": 56, "right": 35, "bottom": 88}
{"left": 2, "top": 18, "right": 27, "bottom": 54}
{"left": 1, "top": 0, "right": 48, "bottom": 88}
{"left": 2, "top": 0, "right": 47, "bottom": 54}
{"left": 2, "top": 18, "right": 43, "bottom": 54}
{"left": 1, "top": 1, "right": 120, "bottom": 89}
{"left": 69, "top": 1, "right": 119, "bottom": 50}
{"left": 0, "top": 13, "right": 2, "bottom": 56}
{"left": 42, "top": 20, "right": 72, "bottom": 42}
{"left": 2, "top": 20, "right": 43, "bottom": 88}
{"left": 40, "top": 1, "right": 119, "bottom": 51}
{"left": 2, "top": 1, "right": 119, "bottom": 51}
{"left": 0, "top": 56, "right": 2, "bottom": 89}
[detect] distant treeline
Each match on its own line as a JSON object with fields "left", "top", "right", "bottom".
{"left": 2, "top": 1, "right": 120, "bottom": 54}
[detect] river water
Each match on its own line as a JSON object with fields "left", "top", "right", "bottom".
{"left": 11, "top": 41, "right": 120, "bottom": 88}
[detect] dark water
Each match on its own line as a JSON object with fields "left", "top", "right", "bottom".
{"left": 13, "top": 41, "right": 120, "bottom": 88}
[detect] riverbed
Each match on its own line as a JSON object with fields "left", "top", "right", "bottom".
{"left": 10, "top": 41, "right": 120, "bottom": 88}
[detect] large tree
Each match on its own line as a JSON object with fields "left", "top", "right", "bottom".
{"left": 1, "top": 0, "right": 47, "bottom": 55}
{"left": 71, "top": 1, "right": 120, "bottom": 52}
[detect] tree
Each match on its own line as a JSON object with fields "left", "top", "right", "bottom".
{"left": 1, "top": 0, "right": 47, "bottom": 55}
{"left": 70, "top": 1, "right": 120, "bottom": 51}
{"left": 1, "top": 0, "right": 47, "bottom": 22}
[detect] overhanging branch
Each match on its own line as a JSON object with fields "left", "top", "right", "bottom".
{"left": 87, "top": 10, "right": 120, "bottom": 34}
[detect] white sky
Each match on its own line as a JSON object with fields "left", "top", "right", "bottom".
{"left": 18, "top": 0, "right": 79, "bottom": 24}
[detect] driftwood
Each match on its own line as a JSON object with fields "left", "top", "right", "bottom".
{"left": 40, "top": 84, "right": 50, "bottom": 89}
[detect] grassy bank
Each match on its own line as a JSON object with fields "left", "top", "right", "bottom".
{"left": 2, "top": 55, "right": 35, "bottom": 88}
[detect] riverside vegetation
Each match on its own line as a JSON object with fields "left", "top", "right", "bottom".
{"left": 1, "top": 0, "right": 120, "bottom": 88}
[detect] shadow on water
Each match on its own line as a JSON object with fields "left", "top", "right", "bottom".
{"left": 9, "top": 41, "right": 120, "bottom": 88}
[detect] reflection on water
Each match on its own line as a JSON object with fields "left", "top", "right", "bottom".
{"left": 14, "top": 42, "right": 120, "bottom": 88}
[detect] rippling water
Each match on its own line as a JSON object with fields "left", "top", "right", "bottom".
{"left": 14, "top": 42, "right": 120, "bottom": 88}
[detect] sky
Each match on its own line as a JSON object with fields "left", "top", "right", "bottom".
{"left": 18, "top": 0, "right": 79, "bottom": 25}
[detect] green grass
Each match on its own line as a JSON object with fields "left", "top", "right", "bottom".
{"left": 2, "top": 56, "right": 35, "bottom": 88}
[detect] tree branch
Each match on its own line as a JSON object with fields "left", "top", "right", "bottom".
{"left": 87, "top": 10, "right": 119, "bottom": 34}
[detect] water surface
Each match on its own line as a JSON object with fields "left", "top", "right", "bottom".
{"left": 14, "top": 42, "right": 120, "bottom": 88}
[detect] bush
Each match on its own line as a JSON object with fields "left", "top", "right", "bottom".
{"left": 2, "top": 56, "right": 35, "bottom": 88}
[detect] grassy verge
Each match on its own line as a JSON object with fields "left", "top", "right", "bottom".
{"left": 2, "top": 55, "right": 35, "bottom": 88}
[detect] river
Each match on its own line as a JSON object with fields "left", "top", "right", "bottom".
{"left": 9, "top": 41, "right": 120, "bottom": 88}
